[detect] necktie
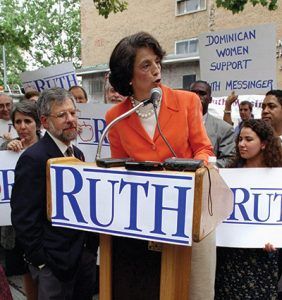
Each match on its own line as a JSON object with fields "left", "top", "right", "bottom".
{"left": 65, "top": 146, "right": 74, "bottom": 157}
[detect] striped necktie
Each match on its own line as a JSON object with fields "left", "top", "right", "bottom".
{"left": 65, "top": 146, "right": 74, "bottom": 157}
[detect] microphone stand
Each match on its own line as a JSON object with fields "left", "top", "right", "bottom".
{"left": 95, "top": 98, "right": 151, "bottom": 167}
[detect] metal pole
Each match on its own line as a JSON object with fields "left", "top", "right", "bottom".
{"left": 2, "top": 45, "right": 7, "bottom": 88}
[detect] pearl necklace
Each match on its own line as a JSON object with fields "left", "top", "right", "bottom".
{"left": 130, "top": 96, "right": 161, "bottom": 119}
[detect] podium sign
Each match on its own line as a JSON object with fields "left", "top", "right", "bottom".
{"left": 47, "top": 158, "right": 233, "bottom": 300}
{"left": 48, "top": 160, "right": 195, "bottom": 246}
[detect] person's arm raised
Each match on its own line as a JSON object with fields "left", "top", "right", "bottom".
{"left": 223, "top": 91, "right": 238, "bottom": 125}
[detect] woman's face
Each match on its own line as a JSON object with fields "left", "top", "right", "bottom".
{"left": 131, "top": 47, "right": 161, "bottom": 100}
{"left": 238, "top": 127, "right": 265, "bottom": 161}
{"left": 14, "top": 112, "right": 37, "bottom": 143}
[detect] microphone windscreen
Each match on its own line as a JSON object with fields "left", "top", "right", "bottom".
{"left": 150, "top": 87, "right": 162, "bottom": 103}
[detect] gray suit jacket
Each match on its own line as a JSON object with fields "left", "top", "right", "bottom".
{"left": 205, "top": 113, "right": 235, "bottom": 168}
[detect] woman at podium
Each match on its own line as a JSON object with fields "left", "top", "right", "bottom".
{"left": 105, "top": 32, "right": 215, "bottom": 299}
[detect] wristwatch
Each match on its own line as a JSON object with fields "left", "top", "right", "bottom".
{"left": 38, "top": 264, "right": 46, "bottom": 270}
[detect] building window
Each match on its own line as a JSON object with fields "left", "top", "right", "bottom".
{"left": 176, "top": 0, "right": 206, "bottom": 15}
{"left": 175, "top": 38, "right": 199, "bottom": 55}
{"left": 89, "top": 78, "right": 103, "bottom": 96}
{"left": 183, "top": 74, "right": 196, "bottom": 90}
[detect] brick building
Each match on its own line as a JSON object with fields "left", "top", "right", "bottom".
{"left": 79, "top": 0, "right": 282, "bottom": 102}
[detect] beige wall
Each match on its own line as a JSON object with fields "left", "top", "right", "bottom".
{"left": 81, "top": 0, "right": 209, "bottom": 66}
{"left": 81, "top": 0, "right": 282, "bottom": 89}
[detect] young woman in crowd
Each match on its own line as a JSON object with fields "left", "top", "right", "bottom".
{"left": 215, "top": 118, "right": 282, "bottom": 299}
{"left": 0, "top": 100, "right": 41, "bottom": 300}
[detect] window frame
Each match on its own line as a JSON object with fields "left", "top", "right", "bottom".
{"left": 175, "top": 38, "right": 199, "bottom": 56}
{"left": 175, "top": 0, "right": 206, "bottom": 16}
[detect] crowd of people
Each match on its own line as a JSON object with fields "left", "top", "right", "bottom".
{"left": 0, "top": 31, "right": 282, "bottom": 299}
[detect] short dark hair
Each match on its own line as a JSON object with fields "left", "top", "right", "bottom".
{"left": 109, "top": 31, "right": 166, "bottom": 96}
{"left": 239, "top": 100, "right": 253, "bottom": 111}
{"left": 265, "top": 90, "right": 282, "bottom": 106}
{"left": 24, "top": 90, "right": 40, "bottom": 100}
{"left": 11, "top": 100, "right": 41, "bottom": 130}
{"left": 190, "top": 80, "right": 211, "bottom": 94}
{"left": 69, "top": 85, "right": 88, "bottom": 100}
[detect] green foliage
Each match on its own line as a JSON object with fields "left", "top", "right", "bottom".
{"left": 216, "top": 0, "right": 278, "bottom": 14}
{"left": 0, "top": 0, "right": 128, "bottom": 86}
{"left": 0, "top": 45, "right": 27, "bottom": 86}
{"left": 0, "top": 0, "right": 31, "bottom": 49}
{"left": 22, "top": 0, "right": 81, "bottom": 69}
{"left": 93, "top": 0, "right": 128, "bottom": 18}
{"left": 0, "top": 0, "right": 81, "bottom": 85}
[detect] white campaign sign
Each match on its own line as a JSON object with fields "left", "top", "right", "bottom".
{"left": 199, "top": 23, "right": 276, "bottom": 96}
{"left": 1, "top": 152, "right": 282, "bottom": 248}
{"left": 76, "top": 103, "right": 112, "bottom": 162}
{"left": 209, "top": 94, "right": 264, "bottom": 125}
{"left": 49, "top": 164, "right": 195, "bottom": 246}
{"left": 217, "top": 168, "right": 282, "bottom": 248}
{"left": 20, "top": 62, "right": 78, "bottom": 92}
{"left": 0, "top": 151, "right": 21, "bottom": 225}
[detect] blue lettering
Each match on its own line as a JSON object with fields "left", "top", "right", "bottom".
{"left": 273, "top": 193, "right": 282, "bottom": 221}
{"left": 65, "top": 74, "right": 78, "bottom": 88}
{"left": 0, "top": 169, "right": 14, "bottom": 201}
{"left": 150, "top": 184, "right": 190, "bottom": 238}
{"left": 93, "top": 118, "right": 108, "bottom": 144}
{"left": 55, "top": 76, "right": 66, "bottom": 88}
{"left": 215, "top": 46, "right": 248, "bottom": 58}
{"left": 52, "top": 166, "right": 86, "bottom": 223}
{"left": 205, "top": 30, "right": 256, "bottom": 46}
{"left": 225, "top": 79, "right": 273, "bottom": 91}
{"left": 210, "top": 81, "right": 221, "bottom": 92}
{"left": 88, "top": 178, "right": 117, "bottom": 227}
{"left": 34, "top": 79, "right": 45, "bottom": 92}
{"left": 228, "top": 188, "right": 251, "bottom": 221}
{"left": 119, "top": 179, "right": 149, "bottom": 232}
{"left": 253, "top": 193, "right": 271, "bottom": 222}
{"left": 210, "top": 59, "right": 252, "bottom": 72}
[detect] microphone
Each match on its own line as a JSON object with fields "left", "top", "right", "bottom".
{"left": 95, "top": 93, "right": 155, "bottom": 168}
{"left": 150, "top": 87, "right": 162, "bottom": 108}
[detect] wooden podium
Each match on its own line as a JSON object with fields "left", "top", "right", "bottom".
{"left": 99, "top": 166, "right": 232, "bottom": 300}
{"left": 47, "top": 159, "right": 233, "bottom": 300}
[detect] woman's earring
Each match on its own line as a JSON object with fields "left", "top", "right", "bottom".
{"left": 129, "top": 81, "right": 132, "bottom": 85}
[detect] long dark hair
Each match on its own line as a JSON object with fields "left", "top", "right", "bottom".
{"left": 230, "top": 119, "right": 282, "bottom": 167}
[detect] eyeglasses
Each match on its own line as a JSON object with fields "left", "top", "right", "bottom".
{"left": 0, "top": 103, "right": 12, "bottom": 110}
{"left": 191, "top": 90, "right": 207, "bottom": 96}
{"left": 48, "top": 109, "right": 80, "bottom": 120}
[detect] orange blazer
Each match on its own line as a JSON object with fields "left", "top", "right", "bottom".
{"left": 105, "top": 84, "right": 214, "bottom": 164}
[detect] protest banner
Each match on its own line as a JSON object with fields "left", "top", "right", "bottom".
{"left": 0, "top": 119, "right": 17, "bottom": 146}
{"left": 20, "top": 62, "right": 78, "bottom": 92}
{"left": 217, "top": 168, "right": 282, "bottom": 248}
{"left": 48, "top": 163, "right": 195, "bottom": 246}
{"left": 76, "top": 103, "right": 112, "bottom": 162}
{"left": 0, "top": 151, "right": 20, "bottom": 226}
{"left": 199, "top": 23, "right": 276, "bottom": 96}
{"left": 209, "top": 94, "right": 264, "bottom": 124}
{"left": 1, "top": 151, "right": 282, "bottom": 247}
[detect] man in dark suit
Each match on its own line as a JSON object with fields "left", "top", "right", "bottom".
{"left": 190, "top": 80, "right": 235, "bottom": 167}
{"left": 11, "top": 87, "right": 98, "bottom": 300}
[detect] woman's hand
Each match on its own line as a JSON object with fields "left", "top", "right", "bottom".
{"left": 264, "top": 242, "right": 276, "bottom": 253}
{"left": 7, "top": 139, "right": 24, "bottom": 152}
